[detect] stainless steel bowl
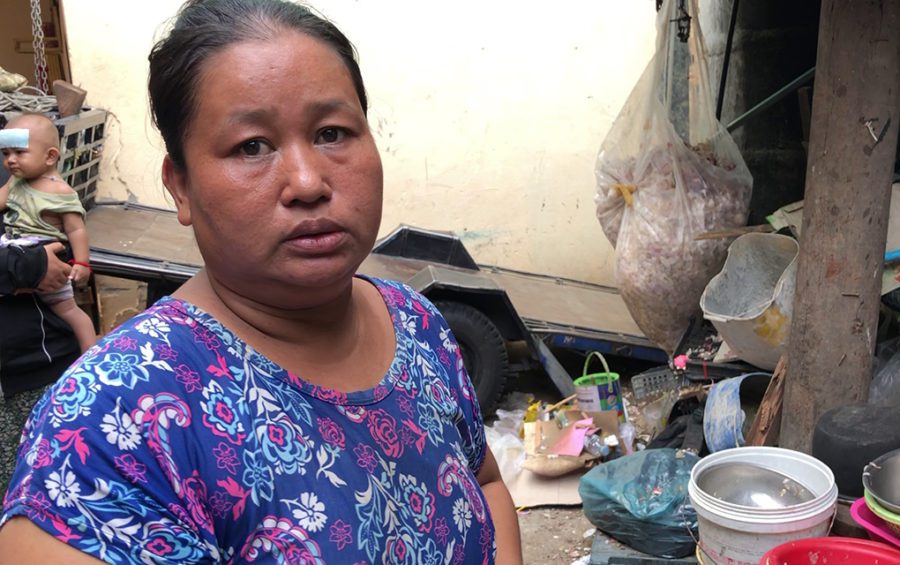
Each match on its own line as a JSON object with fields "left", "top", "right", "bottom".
{"left": 696, "top": 461, "right": 815, "bottom": 509}
{"left": 863, "top": 448, "right": 900, "bottom": 514}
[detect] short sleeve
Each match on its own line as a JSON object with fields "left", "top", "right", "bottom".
{"left": 1, "top": 328, "right": 219, "bottom": 563}
{"left": 42, "top": 190, "right": 86, "bottom": 217}
{"left": 412, "top": 288, "right": 488, "bottom": 475}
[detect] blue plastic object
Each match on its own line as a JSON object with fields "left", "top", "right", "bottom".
{"left": 703, "top": 372, "right": 772, "bottom": 452}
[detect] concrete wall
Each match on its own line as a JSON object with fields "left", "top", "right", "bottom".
{"left": 60, "top": 0, "right": 659, "bottom": 285}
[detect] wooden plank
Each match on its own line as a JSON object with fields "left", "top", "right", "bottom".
{"left": 693, "top": 224, "right": 774, "bottom": 241}
{"left": 746, "top": 356, "right": 786, "bottom": 447}
{"left": 486, "top": 269, "right": 645, "bottom": 341}
{"left": 52, "top": 0, "right": 73, "bottom": 83}
{"left": 780, "top": 0, "right": 900, "bottom": 453}
{"left": 52, "top": 80, "right": 86, "bottom": 117}
{"left": 86, "top": 205, "right": 202, "bottom": 266}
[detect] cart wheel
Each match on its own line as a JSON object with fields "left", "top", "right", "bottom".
{"left": 434, "top": 301, "right": 508, "bottom": 416}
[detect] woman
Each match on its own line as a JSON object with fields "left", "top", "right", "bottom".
{"left": 0, "top": 0, "right": 522, "bottom": 563}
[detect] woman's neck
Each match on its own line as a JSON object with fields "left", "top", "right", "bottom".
{"left": 176, "top": 270, "right": 358, "bottom": 347}
{"left": 174, "top": 270, "right": 395, "bottom": 391}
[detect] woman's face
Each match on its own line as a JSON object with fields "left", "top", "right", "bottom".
{"left": 163, "top": 31, "right": 383, "bottom": 307}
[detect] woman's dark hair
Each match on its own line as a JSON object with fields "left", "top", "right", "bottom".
{"left": 148, "top": 0, "right": 367, "bottom": 169}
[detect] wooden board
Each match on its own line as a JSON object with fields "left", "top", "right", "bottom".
{"left": 746, "top": 356, "right": 786, "bottom": 447}
{"left": 87, "top": 204, "right": 202, "bottom": 267}
{"left": 486, "top": 268, "right": 645, "bottom": 342}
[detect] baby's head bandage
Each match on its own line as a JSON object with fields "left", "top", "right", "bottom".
{"left": 0, "top": 129, "right": 29, "bottom": 149}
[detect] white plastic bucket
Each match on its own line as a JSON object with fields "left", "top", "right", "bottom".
{"left": 700, "top": 233, "right": 799, "bottom": 371}
{"left": 688, "top": 447, "right": 838, "bottom": 565}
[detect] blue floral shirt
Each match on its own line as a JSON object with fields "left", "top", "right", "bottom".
{"left": 2, "top": 277, "right": 495, "bottom": 564}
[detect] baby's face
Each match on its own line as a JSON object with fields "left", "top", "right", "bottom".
{"left": 1, "top": 132, "right": 55, "bottom": 180}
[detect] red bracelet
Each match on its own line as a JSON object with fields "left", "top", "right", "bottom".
{"left": 68, "top": 259, "right": 92, "bottom": 272}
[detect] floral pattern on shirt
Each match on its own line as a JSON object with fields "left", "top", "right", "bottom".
{"left": 2, "top": 277, "right": 495, "bottom": 564}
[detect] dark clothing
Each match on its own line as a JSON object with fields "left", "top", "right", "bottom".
{"left": 0, "top": 245, "right": 79, "bottom": 397}
{"left": 0, "top": 245, "right": 48, "bottom": 295}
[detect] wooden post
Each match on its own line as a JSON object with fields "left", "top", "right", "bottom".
{"left": 780, "top": 0, "right": 900, "bottom": 453}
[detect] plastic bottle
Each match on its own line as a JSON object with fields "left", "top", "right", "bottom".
{"left": 618, "top": 422, "right": 636, "bottom": 455}
{"left": 583, "top": 434, "right": 609, "bottom": 457}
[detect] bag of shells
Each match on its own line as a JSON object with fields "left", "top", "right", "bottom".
{"left": 594, "top": 0, "right": 752, "bottom": 354}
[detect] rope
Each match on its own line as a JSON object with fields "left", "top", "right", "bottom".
{"left": 0, "top": 87, "right": 57, "bottom": 114}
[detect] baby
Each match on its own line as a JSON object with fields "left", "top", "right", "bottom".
{"left": 0, "top": 113, "right": 96, "bottom": 352}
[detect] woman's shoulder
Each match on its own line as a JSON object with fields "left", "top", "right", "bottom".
{"left": 101, "top": 296, "right": 199, "bottom": 343}
{"left": 68, "top": 297, "right": 213, "bottom": 389}
{"left": 365, "top": 275, "right": 444, "bottom": 317}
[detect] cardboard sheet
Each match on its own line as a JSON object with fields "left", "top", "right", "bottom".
{"left": 506, "top": 409, "right": 621, "bottom": 508}
{"left": 507, "top": 468, "right": 586, "bottom": 508}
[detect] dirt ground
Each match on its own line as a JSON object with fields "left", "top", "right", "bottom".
{"left": 518, "top": 506, "right": 595, "bottom": 565}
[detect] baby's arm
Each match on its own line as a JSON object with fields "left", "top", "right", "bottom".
{"left": 62, "top": 212, "right": 91, "bottom": 285}
{"left": 0, "top": 178, "right": 10, "bottom": 210}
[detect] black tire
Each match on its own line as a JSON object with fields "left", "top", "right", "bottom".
{"left": 434, "top": 301, "right": 508, "bottom": 416}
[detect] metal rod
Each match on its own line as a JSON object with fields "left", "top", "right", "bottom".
{"left": 726, "top": 66, "right": 816, "bottom": 133}
{"left": 716, "top": 0, "right": 740, "bottom": 121}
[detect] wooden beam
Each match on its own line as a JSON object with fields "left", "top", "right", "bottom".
{"left": 780, "top": 0, "right": 900, "bottom": 453}
{"left": 693, "top": 224, "right": 774, "bottom": 241}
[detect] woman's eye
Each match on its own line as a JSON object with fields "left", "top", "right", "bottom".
{"left": 316, "top": 127, "right": 346, "bottom": 145}
{"left": 240, "top": 139, "right": 272, "bottom": 156}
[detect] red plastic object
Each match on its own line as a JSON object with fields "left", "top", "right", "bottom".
{"left": 852, "top": 497, "right": 900, "bottom": 549}
{"left": 760, "top": 537, "right": 900, "bottom": 564}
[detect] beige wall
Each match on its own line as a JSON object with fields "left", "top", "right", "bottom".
{"left": 62, "top": 0, "right": 657, "bottom": 285}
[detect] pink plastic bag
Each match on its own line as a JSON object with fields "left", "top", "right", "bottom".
{"left": 594, "top": 0, "right": 752, "bottom": 354}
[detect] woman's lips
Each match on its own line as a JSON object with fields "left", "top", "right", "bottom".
{"left": 283, "top": 230, "right": 347, "bottom": 255}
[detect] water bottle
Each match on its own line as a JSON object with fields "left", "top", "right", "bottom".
{"left": 583, "top": 434, "right": 609, "bottom": 457}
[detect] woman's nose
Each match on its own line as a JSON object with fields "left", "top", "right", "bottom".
{"left": 279, "top": 144, "right": 332, "bottom": 206}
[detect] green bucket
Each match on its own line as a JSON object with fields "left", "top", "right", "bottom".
{"left": 573, "top": 352, "right": 624, "bottom": 422}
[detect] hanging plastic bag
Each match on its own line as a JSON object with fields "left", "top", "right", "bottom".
{"left": 579, "top": 448, "right": 699, "bottom": 558}
{"left": 594, "top": 0, "right": 752, "bottom": 354}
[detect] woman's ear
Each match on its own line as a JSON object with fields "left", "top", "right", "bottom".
{"left": 162, "top": 155, "right": 192, "bottom": 226}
